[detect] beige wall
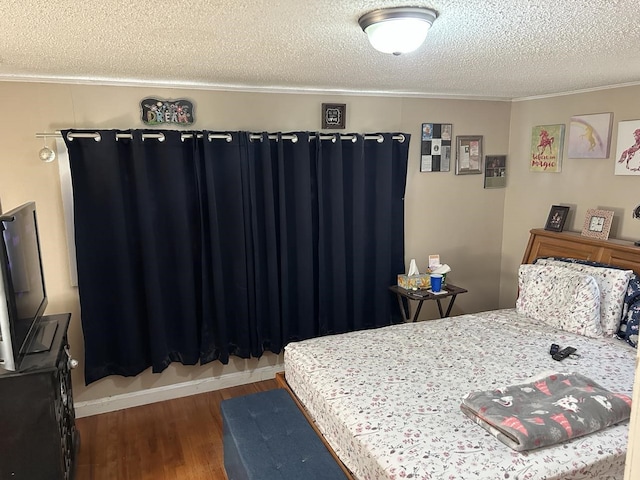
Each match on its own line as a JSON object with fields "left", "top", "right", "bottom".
{"left": 1, "top": 79, "right": 639, "bottom": 477}
{"left": 401, "top": 98, "right": 511, "bottom": 316}
{"left": 499, "top": 85, "right": 640, "bottom": 306}
{"left": 0, "top": 82, "right": 510, "bottom": 403}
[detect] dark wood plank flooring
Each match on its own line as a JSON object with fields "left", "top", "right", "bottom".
{"left": 75, "top": 379, "right": 278, "bottom": 480}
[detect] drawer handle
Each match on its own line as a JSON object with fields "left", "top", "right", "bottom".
{"left": 64, "top": 345, "right": 79, "bottom": 369}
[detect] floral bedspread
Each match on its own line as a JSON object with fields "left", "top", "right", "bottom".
{"left": 284, "top": 309, "right": 636, "bottom": 480}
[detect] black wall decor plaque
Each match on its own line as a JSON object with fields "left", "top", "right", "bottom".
{"left": 322, "top": 103, "right": 346, "bottom": 129}
{"left": 141, "top": 97, "right": 194, "bottom": 126}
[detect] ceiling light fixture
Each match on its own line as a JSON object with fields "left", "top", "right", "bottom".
{"left": 358, "top": 7, "right": 437, "bottom": 56}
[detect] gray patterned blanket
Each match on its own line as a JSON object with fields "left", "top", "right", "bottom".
{"left": 461, "top": 372, "right": 632, "bottom": 451}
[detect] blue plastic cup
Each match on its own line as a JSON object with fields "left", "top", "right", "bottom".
{"left": 430, "top": 274, "right": 443, "bottom": 292}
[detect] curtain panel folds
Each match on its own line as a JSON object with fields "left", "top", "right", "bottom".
{"left": 62, "top": 130, "right": 409, "bottom": 384}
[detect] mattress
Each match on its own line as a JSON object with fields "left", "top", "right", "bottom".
{"left": 284, "top": 309, "right": 636, "bottom": 480}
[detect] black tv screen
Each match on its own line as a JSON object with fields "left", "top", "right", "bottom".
{"left": 1, "top": 202, "right": 48, "bottom": 357}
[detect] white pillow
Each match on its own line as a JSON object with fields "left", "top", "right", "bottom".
{"left": 535, "top": 259, "right": 632, "bottom": 336}
{"left": 516, "top": 264, "right": 602, "bottom": 338}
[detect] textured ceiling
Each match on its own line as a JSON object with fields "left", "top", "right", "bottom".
{"left": 1, "top": 0, "right": 639, "bottom": 100}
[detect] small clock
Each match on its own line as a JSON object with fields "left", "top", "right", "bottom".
{"left": 581, "top": 208, "right": 614, "bottom": 240}
{"left": 588, "top": 216, "right": 605, "bottom": 232}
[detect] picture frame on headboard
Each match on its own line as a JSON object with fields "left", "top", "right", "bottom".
{"left": 581, "top": 208, "right": 614, "bottom": 240}
{"left": 544, "top": 205, "right": 570, "bottom": 232}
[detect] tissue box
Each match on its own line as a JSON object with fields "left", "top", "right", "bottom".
{"left": 397, "top": 274, "right": 430, "bottom": 289}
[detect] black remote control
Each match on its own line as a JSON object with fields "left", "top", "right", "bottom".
{"left": 552, "top": 346, "right": 576, "bottom": 361}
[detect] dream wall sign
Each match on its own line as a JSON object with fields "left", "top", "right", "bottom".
{"left": 141, "top": 98, "right": 194, "bottom": 126}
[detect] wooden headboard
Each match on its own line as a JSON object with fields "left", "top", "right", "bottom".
{"left": 522, "top": 228, "right": 640, "bottom": 275}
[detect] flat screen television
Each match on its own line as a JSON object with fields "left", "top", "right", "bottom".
{"left": 0, "top": 202, "right": 52, "bottom": 371}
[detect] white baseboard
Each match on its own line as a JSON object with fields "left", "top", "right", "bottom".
{"left": 74, "top": 364, "right": 284, "bottom": 418}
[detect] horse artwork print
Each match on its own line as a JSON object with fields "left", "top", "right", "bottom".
{"left": 530, "top": 124, "right": 565, "bottom": 172}
{"left": 615, "top": 120, "right": 640, "bottom": 175}
{"left": 568, "top": 113, "right": 613, "bottom": 159}
{"left": 537, "top": 129, "right": 554, "bottom": 154}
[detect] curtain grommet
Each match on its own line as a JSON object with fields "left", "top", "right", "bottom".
{"left": 66, "top": 132, "right": 102, "bottom": 142}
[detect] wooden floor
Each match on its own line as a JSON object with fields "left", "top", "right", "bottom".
{"left": 74, "top": 379, "right": 279, "bottom": 480}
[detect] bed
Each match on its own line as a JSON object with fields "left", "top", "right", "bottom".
{"left": 278, "top": 229, "right": 640, "bottom": 479}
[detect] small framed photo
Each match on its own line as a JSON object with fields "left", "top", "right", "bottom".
{"left": 581, "top": 208, "right": 614, "bottom": 240}
{"left": 544, "top": 205, "right": 570, "bottom": 232}
{"left": 484, "top": 155, "right": 506, "bottom": 188}
{"left": 455, "top": 135, "right": 483, "bottom": 175}
{"left": 322, "top": 103, "right": 346, "bottom": 129}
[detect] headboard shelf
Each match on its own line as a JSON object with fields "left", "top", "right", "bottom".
{"left": 523, "top": 228, "right": 640, "bottom": 275}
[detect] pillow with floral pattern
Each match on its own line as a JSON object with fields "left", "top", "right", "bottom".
{"left": 532, "top": 256, "right": 639, "bottom": 348}
{"left": 517, "top": 264, "right": 602, "bottom": 338}
{"left": 535, "top": 258, "right": 632, "bottom": 336}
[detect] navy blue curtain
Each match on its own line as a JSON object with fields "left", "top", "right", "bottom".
{"left": 316, "top": 133, "right": 407, "bottom": 333}
{"left": 63, "top": 130, "right": 408, "bottom": 384}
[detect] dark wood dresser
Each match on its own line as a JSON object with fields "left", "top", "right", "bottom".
{"left": 0, "top": 313, "right": 78, "bottom": 479}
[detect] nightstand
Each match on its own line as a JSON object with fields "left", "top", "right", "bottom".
{"left": 389, "top": 283, "right": 468, "bottom": 322}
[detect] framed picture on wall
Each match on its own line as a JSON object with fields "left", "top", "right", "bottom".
{"left": 420, "top": 123, "right": 452, "bottom": 172}
{"left": 614, "top": 119, "right": 640, "bottom": 175}
{"left": 455, "top": 135, "right": 483, "bottom": 175}
{"left": 544, "top": 205, "right": 570, "bottom": 232}
{"left": 484, "top": 155, "right": 506, "bottom": 188}
{"left": 568, "top": 112, "right": 613, "bottom": 159}
{"left": 321, "top": 103, "right": 346, "bottom": 129}
{"left": 530, "top": 124, "right": 564, "bottom": 172}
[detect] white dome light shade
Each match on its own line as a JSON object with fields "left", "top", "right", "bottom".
{"left": 359, "top": 7, "right": 437, "bottom": 55}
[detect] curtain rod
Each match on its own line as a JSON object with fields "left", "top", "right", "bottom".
{"left": 36, "top": 131, "right": 406, "bottom": 144}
